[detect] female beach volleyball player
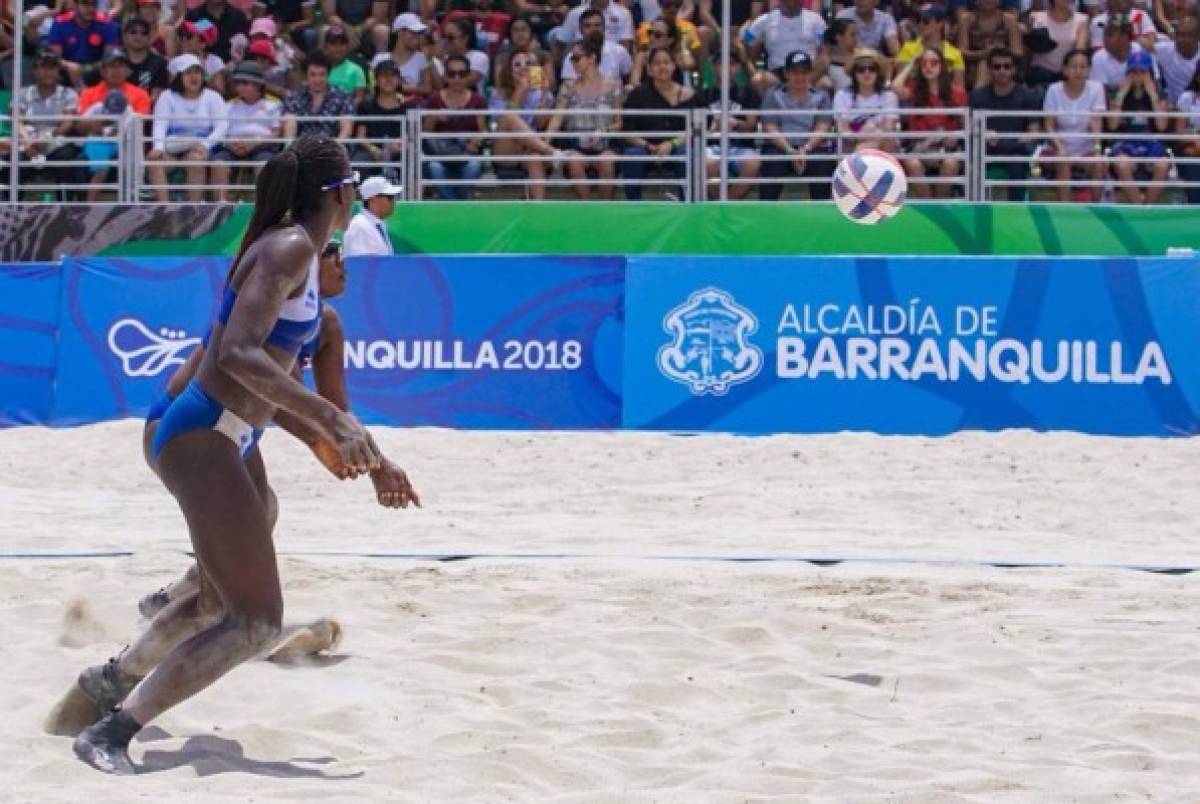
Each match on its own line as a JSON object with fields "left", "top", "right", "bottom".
{"left": 72, "top": 135, "right": 389, "bottom": 775}
{"left": 133, "top": 240, "right": 419, "bottom": 625}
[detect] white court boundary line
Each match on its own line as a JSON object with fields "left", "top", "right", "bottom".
{"left": 2, "top": 550, "right": 1195, "bottom": 575}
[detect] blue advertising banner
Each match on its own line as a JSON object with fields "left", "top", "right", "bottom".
{"left": 338, "top": 255, "right": 624, "bottom": 429}
{"left": 55, "top": 257, "right": 227, "bottom": 424}
{"left": 622, "top": 256, "right": 1200, "bottom": 436}
{"left": 0, "top": 262, "right": 61, "bottom": 425}
{"left": 44, "top": 255, "right": 624, "bottom": 430}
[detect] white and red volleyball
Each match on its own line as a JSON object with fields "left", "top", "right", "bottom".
{"left": 832, "top": 149, "right": 907, "bottom": 225}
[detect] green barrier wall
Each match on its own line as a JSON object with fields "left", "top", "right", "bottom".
{"left": 91, "top": 202, "right": 1200, "bottom": 257}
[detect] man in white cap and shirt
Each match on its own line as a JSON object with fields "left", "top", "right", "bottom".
{"left": 344, "top": 175, "right": 403, "bottom": 256}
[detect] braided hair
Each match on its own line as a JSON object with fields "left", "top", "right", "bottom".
{"left": 231, "top": 134, "right": 350, "bottom": 275}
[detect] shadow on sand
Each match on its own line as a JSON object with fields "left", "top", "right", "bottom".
{"left": 135, "top": 730, "right": 364, "bottom": 780}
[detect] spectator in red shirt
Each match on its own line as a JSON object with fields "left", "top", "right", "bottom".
{"left": 422, "top": 54, "right": 487, "bottom": 199}
{"left": 892, "top": 46, "right": 968, "bottom": 197}
{"left": 77, "top": 49, "right": 154, "bottom": 117}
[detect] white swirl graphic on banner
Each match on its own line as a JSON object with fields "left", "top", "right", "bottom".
{"left": 106, "top": 318, "right": 201, "bottom": 378}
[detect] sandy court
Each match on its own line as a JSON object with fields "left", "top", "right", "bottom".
{"left": 1, "top": 421, "right": 1199, "bottom": 801}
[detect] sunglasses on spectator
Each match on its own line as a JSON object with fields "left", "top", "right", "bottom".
{"left": 320, "top": 170, "right": 360, "bottom": 191}
{"left": 446, "top": 69, "right": 469, "bottom": 77}
{"left": 126, "top": 25, "right": 149, "bottom": 34}
{"left": 989, "top": 61, "right": 1014, "bottom": 71}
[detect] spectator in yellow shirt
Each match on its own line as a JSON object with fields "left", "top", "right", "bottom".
{"left": 897, "top": 5, "right": 966, "bottom": 84}
{"left": 636, "top": 0, "right": 702, "bottom": 56}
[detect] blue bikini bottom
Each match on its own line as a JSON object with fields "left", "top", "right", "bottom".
{"left": 150, "top": 381, "right": 264, "bottom": 464}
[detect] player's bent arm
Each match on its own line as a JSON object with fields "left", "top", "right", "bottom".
{"left": 311, "top": 305, "right": 350, "bottom": 413}
{"left": 217, "top": 234, "right": 344, "bottom": 435}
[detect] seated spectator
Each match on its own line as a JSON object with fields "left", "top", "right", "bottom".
{"left": 133, "top": 0, "right": 174, "bottom": 57}
{"left": 421, "top": 53, "right": 486, "bottom": 200}
{"left": 896, "top": 5, "right": 965, "bottom": 85}
{"left": 178, "top": 19, "right": 227, "bottom": 94}
{"left": 147, "top": 53, "right": 228, "bottom": 202}
{"left": 547, "top": 40, "right": 623, "bottom": 201}
{"left": 956, "top": 0, "right": 1021, "bottom": 88}
{"left": 760, "top": 51, "right": 833, "bottom": 201}
{"left": 621, "top": 47, "right": 694, "bottom": 201}
{"left": 445, "top": 0, "right": 512, "bottom": 62}
{"left": 630, "top": 17, "right": 695, "bottom": 87}
{"left": 77, "top": 47, "right": 152, "bottom": 119}
{"left": 1027, "top": 0, "right": 1090, "bottom": 88}
{"left": 231, "top": 17, "right": 297, "bottom": 77}
{"left": 559, "top": 9, "right": 631, "bottom": 84}
{"left": 893, "top": 46, "right": 968, "bottom": 197}
{"left": 319, "top": 0, "right": 390, "bottom": 56}
{"left": 373, "top": 13, "right": 437, "bottom": 96}
{"left": 833, "top": 47, "right": 899, "bottom": 153}
{"left": 741, "top": 0, "right": 828, "bottom": 96}
{"left": 78, "top": 89, "right": 131, "bottom": 202}
{"left": 970, "top": 46, "right": 1041, "bottom": 201}
{"left": 439, "top": 17, "right": 489, "bottom": 90}
{"left": 186, "top": 0, "right": 249, "bottom": 62}
{"left": 262, "top": 0, "right": 317, "bottom": 55}
{"left": 1090, "top": 14, "right": 1141, "bottom": 96}
{"left": 243, "top": 37, "right": 293, "bottom": 99}
{"left": 493, "top": 15, "right": 554, "bottom": 90}
{"left": 700, "top": 49, "right": 762, "bottom": 200}
{"left": 47, "top": 0, "right": 119, "bottom": 86}
{"left": 559, "top": 0, "right": 635, "bottom": 53}
{"left": 489, "top": 49, "right": 558, "bottom": 200}
{"left": 353, "top": 59, "right": 411, "bottom": 180}
{"left": 1175, "top": 62, "right": 1200, "bottom": 203}
{"left": 636, "top": 0, "right": 702, "bottom": 68}
{"left": 1154, "top": 13, "right": 1199, "bottom": 106}
{"left": 1042, "top": 48, "right": 1107, "bottom": 202}
{"left": 836, "top": 0, "right": 899, "bottom": 58}
{"left": 121, "top": 16, "right": 170, "bottom": 103}
{"left": 506, "top": 0, "right": 565, "bottom": 47}
{"left": 1107, "top": 50, "right": 1171, "bottom": 204}
{"left": 820, "top": 19, "right": 859, "bottom": 95}
{"left": 1089, "top": 0, "right": 1157, "bottom": 53}
{"left": 323, "top": 23, "right": 367, "bottom": 103}
{"left": 15, "top": 50, "right": 83, "bottom": 201}
{"left": 211, "top": 61, "right": 281, "bottom": 201}
{"left": 283, "top": 51, "right": 355, "bottom": 138}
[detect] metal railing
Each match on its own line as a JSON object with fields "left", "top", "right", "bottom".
{"left": 3, "top": 108, "right": 1200, "bottom": 204}
{"left": 973, "top": 109, "right": 1200, "bottom": 203}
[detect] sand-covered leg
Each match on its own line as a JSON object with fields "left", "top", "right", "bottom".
{"left": 266, "top": 618, "right": 342, "bottom": 662}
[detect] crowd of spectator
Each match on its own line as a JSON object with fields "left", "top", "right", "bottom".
{"left": 1, "top": 0, "right": 1199, "bottom": 202}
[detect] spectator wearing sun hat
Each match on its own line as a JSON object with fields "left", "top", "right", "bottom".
{"left": 344, "top": 175, "right": 403, "bottom": 256}
{"left": 145, "top": 52, "right": 229, "bottom": 202}
{"left": 211, "top": 61, "right": 283, "bottom": 201}
{"left": 242, "top": 37, "right": 292, "bottom": 98}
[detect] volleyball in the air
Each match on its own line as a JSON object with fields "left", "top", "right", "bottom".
{"left": 832, "top": 149, "right": 907, "bottom": 225}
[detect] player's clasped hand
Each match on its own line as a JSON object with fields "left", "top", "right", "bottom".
{"left": 330, "top": 411, "right": 382, "bottom": 478}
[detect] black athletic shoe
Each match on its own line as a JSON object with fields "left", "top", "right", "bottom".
{"left": 138, "top": 587, "right": 171, "bottom": 619}
{"left": 73, "top": 709, "right": 140, "bottom": 775}
{"left": 78, "top": 657, "right": 143, "bottom": 714}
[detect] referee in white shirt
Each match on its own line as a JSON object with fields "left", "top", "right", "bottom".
{"left": 344, "top": 176, "right": 403, "bottom": 256}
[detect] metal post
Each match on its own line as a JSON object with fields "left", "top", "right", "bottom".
{"left": 10, "top": 0, "right": 25, "bottom": 203}
{"left": 718, "top": 0, "right": 730, "bottom": 202}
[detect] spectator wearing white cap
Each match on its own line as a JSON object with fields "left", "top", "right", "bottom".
{"left": 370, "top": 12, "right": 438, "bottom": 95}
{"left": 146, "top": 53, "right": 229, "bottom": 202}
{"left": 344, "top": 175, "right": 403, "bottom": 256}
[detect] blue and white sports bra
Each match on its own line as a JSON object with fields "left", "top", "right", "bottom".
{"left": 204, "top": 251, "right": 322, "bottom": 355}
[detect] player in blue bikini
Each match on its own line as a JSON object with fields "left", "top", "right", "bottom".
{"left": 72, "top": 136, "right": 399, "bottom": 775}
{"left": 132, "top": 240, "right": 417, "bottom": 624}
